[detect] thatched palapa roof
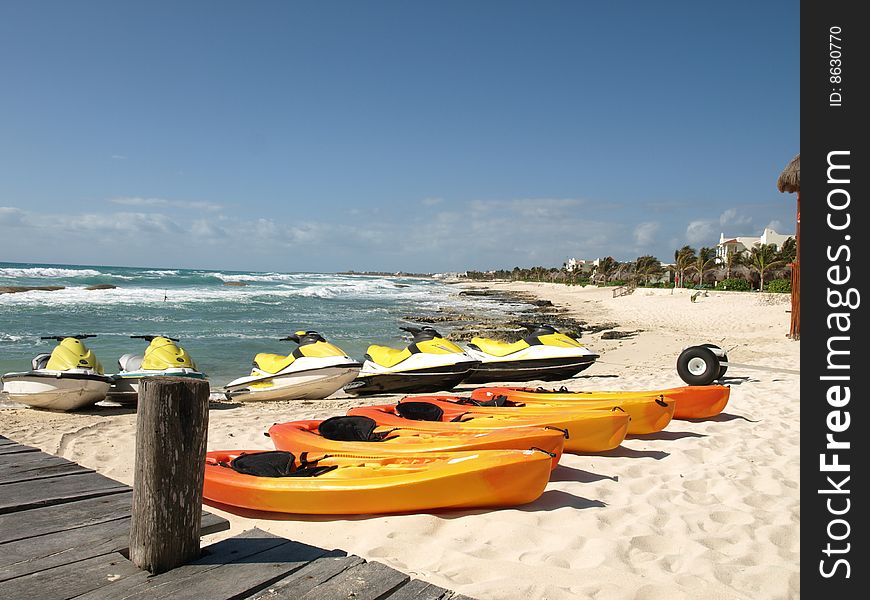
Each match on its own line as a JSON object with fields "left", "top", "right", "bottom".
{"left": 777, "top": 154, "right": 800, "bottom": 193}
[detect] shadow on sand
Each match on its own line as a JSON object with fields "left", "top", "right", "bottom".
{"left": 548, "top": 465, "right": 617, "bottom": 484}
{"left": 628, "top": 430, "right": 707, "bottom": 441}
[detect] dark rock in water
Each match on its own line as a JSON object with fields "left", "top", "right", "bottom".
{"left": 532, "top": 299, "right": 553, "bottom": 307}
{"left": 458, "top": 290, "right": 494, "bottom": 297}
{"left": 0, "top": 285, "right": 65, "bottom": 294}
{"left": 394, "top": 283, "right": 410, "bottom": 288}
{"left": 85, "top": 284, "right": 117, "bottom": 290}
{"left": 601, "top": 330, "right": 641, "bottom": 340}
{"left": 224, "top": 281, "right": 247, "bottom": 287}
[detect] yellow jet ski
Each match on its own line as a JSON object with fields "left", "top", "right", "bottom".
{"left": 1, "top": 335, "right": 112, "bottom": 411}
{"left": 223, "top": 331, "right": 361, "bottom": 401}
{"left": 107, "top": 335, "right": 207, "bottom": 404}
{"left": 461, "top": 323, "right": 599, "bottom": 384}
{"left": 344, "top": 326, "right": 479, "bottom": 395}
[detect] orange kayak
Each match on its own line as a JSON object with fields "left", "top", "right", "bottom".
{"left": 348, "top": 401, "right": 629, "bottom": 454}
{"left": 268, "top": 416, "right": 566, "bottom": 469}
{"left": 463, "top": 390, "right": 674, "bottom": 434}
{"left": 471, "top": 385, "right": 729, "bottom": 420}
{"left": 203, "top": 448, "right": 553, "bottom": 514}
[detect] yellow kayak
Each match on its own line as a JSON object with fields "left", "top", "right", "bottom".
{"left": 348, "top": 401, "right": 630, "bottom": 453}
{"left": 472, "top": 385, "right": 729, "bottom": 420}
{"left": 203, "top": 448, "right": 553, "bottom": 514}
{"left": 267, "top": 416, "right": 566, "bottom": 469}
{"left": 463, "top": 389, "right": 674, "bottom": 434}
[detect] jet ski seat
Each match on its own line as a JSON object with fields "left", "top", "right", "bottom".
{"left": 253, "top": 353, "right": 296, "bottom": 374}
{"left": 118, "top": 354, "right": 143, "bottom": 372}
{"left": 31, "top": 353, "right": 51, "bottom": 370}
{"left": 365, "top": 345, "right": 412, "bottom": 368}
{"left": 467, "top": 338, "right": 530, "bottom": 357}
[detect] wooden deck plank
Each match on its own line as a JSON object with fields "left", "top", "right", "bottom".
{"left": 0, "top": 458, "right": 93, "bottom": 485}
{"left": 296, "top": 560, "right": 411, "bottom": 600}
{"left": 0, "top": 471, "right": 130, "bottom": 514}
{"left": 77, "top": 528, "right": 321, "bottom": 599}
{"left": 248, "top": 555, "right": 366, "bottom": 599}
{"left": 381, "top": 578, "right": 457, "bottom": 600}
{"left": 0, "top": 491, "right": 134, "bottom": 544}
{"left": 0, "top": 551, "right": 141, "bottom": 600}
{"left": 0, "top": 451, "right": 76, "bottom": 468}
{"left": 0, "top": 444, "right": 40, "bottom": 456}
{"left": 0, "top": 510, "right": 230, "bottom": 582}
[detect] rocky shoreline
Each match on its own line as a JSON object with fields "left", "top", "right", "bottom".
{"left": 403, "top": 285, "right": 625, "bottom": 342}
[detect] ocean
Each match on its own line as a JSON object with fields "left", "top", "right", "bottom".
{"left": 1, "top": 262, "right": 526, "bottom": 397}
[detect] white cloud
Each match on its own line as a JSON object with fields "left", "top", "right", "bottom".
{"left": 109, "top": 197, "right": 223, "bottom": 211}
{"left": 686, "top": 219, "right": 716, "bottom": 245}
{"left": 766, "top": 219, "right": 791, "bottom": 234}
{"left": 633, "top": 222, "right": 660, "bottom": 246}
{"left": 0, "top": 207, "right": 26, "bottom": 226}
{"left": 111, "top": 154, "right": 127, "bottom": 160}
{"left": 421, "top": 197, "right": 443, "bottom": 206}
{"left": 719, "top": 208, "right": 753, "bottom": 227}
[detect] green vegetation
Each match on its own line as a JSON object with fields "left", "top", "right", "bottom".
{"left": 717, "top": 278, "right": 752, "bottom": 292}
{"left": 765, "top": 278, "right": 792, "bottom": 293}
{"left": 462, "top": 236, "right": 795, "bottom": 292}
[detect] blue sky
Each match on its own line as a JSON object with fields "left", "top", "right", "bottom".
{"left": 0, "top": 1, "right": 799, "bottom": 273}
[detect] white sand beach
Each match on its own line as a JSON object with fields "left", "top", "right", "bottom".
{"left": 0, "top": 283, "right": 801, "bottom": 600}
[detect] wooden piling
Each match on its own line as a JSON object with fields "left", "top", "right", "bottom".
{"left": 129, "top": 376, "right": 210, "bottom": 574}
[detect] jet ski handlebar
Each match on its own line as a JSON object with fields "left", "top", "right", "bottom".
{"left": 400, "top": 325, "right": 441, "bottom": 342}
{"left": 280, "top": 331, "right": 326, "bottom": 344}
{"left": 40, "top": 334, "right": 97, "bottom": 341}
{"left": 517, "top": 322, "right": 559, "bottom": 335}
{"left": 130, "top": 335, "right": 180, "bottom": 342}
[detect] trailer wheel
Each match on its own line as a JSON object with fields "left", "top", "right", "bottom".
{"left": 700, "top": 343, "right": 728, "bottom": 379}
{"left": 677, "top": 346, "right": 720, "bottom": 385}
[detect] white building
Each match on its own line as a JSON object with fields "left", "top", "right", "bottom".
{"left": 716, "top": 227, "right": 793, "bottom": 263}
{"left": 564, "top": 258, "right": 597, "bottom": 274}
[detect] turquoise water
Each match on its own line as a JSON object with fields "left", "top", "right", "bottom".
{"left": 1, "top": 262, "right": 523, "bottom": 392}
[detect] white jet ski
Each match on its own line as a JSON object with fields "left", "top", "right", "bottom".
{"left": 1, "top": 335, "right": 113, "bottom": 411}
{"left": 343, "top": 326, "right": 480, "bottom": 396}
{"left": 107, "top": 335, "right": 207, "bottom": 404}
{"left": 461, "top": 323, "right": 599, "bottom": 384}
{"left": 223, "top": 331, "right": 361, "bottom": 401}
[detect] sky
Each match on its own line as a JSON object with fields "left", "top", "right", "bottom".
{"left": 0, "top": 1, "right": 799, "bottom": 273}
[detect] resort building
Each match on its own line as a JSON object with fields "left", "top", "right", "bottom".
{"left": 715, "top": 227, "right": 793, "bottom": 264}
{"left": 564, "top": 258, "right": 597, "bottom": 274}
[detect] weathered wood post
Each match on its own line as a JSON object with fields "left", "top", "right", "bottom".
{"left": 130, "top": 376, "right": 209, "bottom": 573}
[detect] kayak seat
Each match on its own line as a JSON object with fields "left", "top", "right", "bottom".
{"left": 227, "top": 451, "right": 337, "bottom": 478}
{"left": 366, "top": 345, "right": 412, "bottom": 368}
{"left": 318, "top": 415, "right": 396, "bottom": 442}
{"left": 253, "top": 353, "right": 296, "bottom": 374}
{"left": 396, "top": 402, "right": 445, "bottom": 422}
{"left": 468, "top": 337, "right": 530, "bottom": 357}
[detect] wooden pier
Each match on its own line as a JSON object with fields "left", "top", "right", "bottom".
{"left": 0, "top": 434, "right": 474, "bottom": 600}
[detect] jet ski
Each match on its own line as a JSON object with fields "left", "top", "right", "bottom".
{"left": 343, "top": 326, "right": 480, "bottom": 395}
{"left": 107, "top": 335, "right": 207, "bottom": 404}
{"left": 223, "top": 331, "right": 361, "bottom": 401}
{"left": 0, "top": 335, "right": 113, "bottom": 411}
{"left": 461, "top": 323, "right": 599, "bottom": 384}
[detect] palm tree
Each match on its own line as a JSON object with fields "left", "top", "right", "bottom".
{"left": 594, "top": 257, "right": 619, "bottom": 285}
{"left": 689, "top": 247, "right": 716, "bottom": 287}
{"left": 723, "top": 248, "right": 740, "bottom": 280}
{"left": 746, "top": 243, "right": 786, "bottom": 291}
{"left": 635, "top": 255, "right": 663, "bottom": 285}
{"left": 778, "top": 237, "right": 797, "bottom": 264}
{"left": 674, "top": 246, "right": 695, "bottom": 288}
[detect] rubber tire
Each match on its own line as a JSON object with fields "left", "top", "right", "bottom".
{"left": 699, "top": 343, "right": 728, "bottom": 379}
{"left": 677, "top": 346, "right": 720, "bottom": 386}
